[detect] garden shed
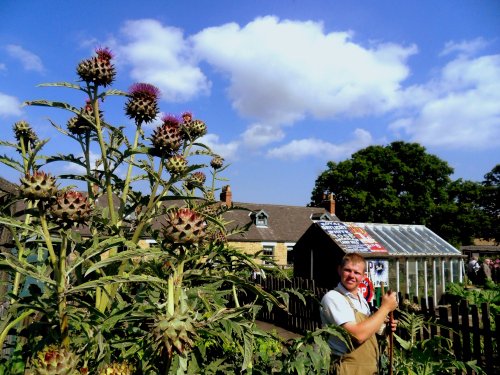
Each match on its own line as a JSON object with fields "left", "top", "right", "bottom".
{"left": 293, "top": 221, "right": 465, "bottom": 306}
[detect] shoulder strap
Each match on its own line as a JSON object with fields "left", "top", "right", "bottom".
{"left": 334, "top": 287, "right": 358, "bottom": 312}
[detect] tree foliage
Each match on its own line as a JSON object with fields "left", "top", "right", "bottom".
{"left": 310, "top": 142, "right": 498, "bottom": 246}
{"left": 480, "top": 164, "right": 500, "bottom": 243}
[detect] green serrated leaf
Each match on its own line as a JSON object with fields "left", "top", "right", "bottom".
{"left": 37, "top": 81, "right": 85, "bottom": 90}
{"left": 67, "top": 274, "right": 170, "bottom": 294}
{"left": 0, "top": 155, "right": 24, "bottom": 173}
{"left": 24, "top": 100, "right": 80, "bottom": 114}
{"left": 83, "top": 247, "right": 162, "bottom": 276}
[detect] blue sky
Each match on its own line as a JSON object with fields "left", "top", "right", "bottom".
{"left": 1, "top": 0, "right": 499, "bottom": 206}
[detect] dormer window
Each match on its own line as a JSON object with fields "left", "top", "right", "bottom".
{"left": 254, "top": 210, "right": 269, "bottom": 227}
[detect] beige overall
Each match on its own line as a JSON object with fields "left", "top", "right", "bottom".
{"left": 331, "top": 289, "right": 379, "bottom": 375}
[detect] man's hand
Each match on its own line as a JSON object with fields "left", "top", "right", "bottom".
{"left": 381, "top": 290, "right": 398, "bottom": 313}
{"left": 384, "top": 316, "right": 398, "bottom": 332}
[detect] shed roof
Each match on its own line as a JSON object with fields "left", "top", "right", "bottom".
{"left": 316, "top": 220, "right": 462, "bottom": 257}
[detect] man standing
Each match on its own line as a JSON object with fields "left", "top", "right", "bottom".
{"left": 320, "top": 253, "right": 398, "bottom": 374}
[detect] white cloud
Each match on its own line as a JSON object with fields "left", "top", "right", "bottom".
{"left": 440, "top": 38, "right": 488, "bottom": 57}
{"left": 242, "top": 122, "right": 286, "bottom": 148}
{"left": 267, "top": 128, "right": 373, "bottom": 160}
{"left": 200, "top": 133, "right": 240, "bottom": 160}
{"left": 0, "top": 92, "right": 22, "bottom": 117}
{"left": 391, "top": 53, "right": 500, "bottom": 149}
{"left": 6, "top": 45, "right": 44, "bottom": 72}
{"left": 0, "top": 63, "right": 6, "bottom": 71}
{"left": 118, "top": 19, "right": 210, "bottom": 102}
{"left": 192, "top": 16, "right": 416, "bottom": 147}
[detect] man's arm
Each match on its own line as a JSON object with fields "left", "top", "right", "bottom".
{"left": 342, "top": 291, "right": 398, "bottom": 343}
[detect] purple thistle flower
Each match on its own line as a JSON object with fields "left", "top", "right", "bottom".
{"left": 96, "top": 47, "right": 113, "bottom": 62}
{"left": 129, "top": 83, "right": 160, "bottom": 99}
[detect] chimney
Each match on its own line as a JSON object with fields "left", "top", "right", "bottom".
{"left": 220, "top": 185, "right": 232, "bottom": 206}
{"left": 322, "top": 193, "right": 335, "bottom": 215}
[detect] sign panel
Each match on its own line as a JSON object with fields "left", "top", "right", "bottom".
{"left": 359, "top": 276, "right": 374, "bottom": 303}
{"left": 318, "top": 221, "right": 387, "bottom": 253}
{"left": 346, "top": 223, "right": 387, "bottom": 252}
{"left": 318, "top": 221, "right": 370, "bottom": 253}
{"left": 367, "top": 259, "right": 389, "bottom": 288}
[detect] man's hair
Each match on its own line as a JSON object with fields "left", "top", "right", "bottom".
{"left": 340, "top": 253, "right": 366, "bottom": 270}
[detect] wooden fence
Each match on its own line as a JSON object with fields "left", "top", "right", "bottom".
{"left": 249, "top": 275, "right": 499, "bottom": 375}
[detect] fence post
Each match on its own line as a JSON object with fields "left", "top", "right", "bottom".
{"left": 469, "top": 304, "right": 482, "bottom": 370}
{"left": 481, "top": 303, "right": 494, "bottom": 375}
{"left": 450, "top": 301, "right": 462, "bottom": 361}
{"left": 438, "top": 306, "right": 450, "bottom": 341}
{"left": 459, "top": 299, "right": 471, "bottom": 362}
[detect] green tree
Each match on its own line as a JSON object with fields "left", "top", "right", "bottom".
{"left": 432, "top": 179, "right": 487, "bottom": 246}
{"left": 310, "top": 141, "right": 453, "bottom": 226}
{"left": 481, "top": 164, "right": 500, "bottom": 244}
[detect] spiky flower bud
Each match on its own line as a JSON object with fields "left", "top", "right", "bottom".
{"left": 13, "top": 120, "right": 38, "bottom": 152}
{"left": 98, "top": 361, "right": 134, "bottom": 375}
{"left": 209, "top": 229, "right": 227, "bottom": 245}
{"left": 181, "top": 115, "right": 207, "bottom": 140}
{"left": 49, "top": 190, "right": 92, "bottom": 227}
{"left": 77, "top": 47, "right": 116, "bottom": 87}
{"left": 166, "top": 154, "right": 187, "bottom": 175}
{"left": 125, "top": 83, "right": 160, "bottom": 124}
{"left": 153, "top": 312, "right": 197, "bottom": 356}
{"left": 30, "top": 345, "right": 79, "bottom": 375}
{"left": 20, "top": 171, "right": 58, "bottom": 201}
{"left": 150, "top": 115, "right": 182, "bottom": 157}
{"left": 67, "top": 101, "right": 101, "bottom": 135}
{"left": 163, "top": 207, "right": 206, "bottom": 245}
{"left": 181, "top": 111, "right": 192, "bottom": 124}
{"left": 186, "top": 171, "right": 206, "bottom": 190}
{"left": 210, "top": 155, "right": 224, "bottom": 170}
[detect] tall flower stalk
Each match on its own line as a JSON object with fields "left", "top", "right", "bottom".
{"left": 0, "top": 47, "right": 288, "bottom": 374}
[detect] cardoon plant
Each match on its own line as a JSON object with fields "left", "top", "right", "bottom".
{"left": 0, "top": 47, "right": 338, "bottom": 374}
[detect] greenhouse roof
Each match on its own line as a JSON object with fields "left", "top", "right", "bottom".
{"left": 316, "top": 221, "right": 462, "bottom": 257}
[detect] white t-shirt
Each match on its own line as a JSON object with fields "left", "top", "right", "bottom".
{"left": 320, "top": 283, "right": 371, "bottom": 355}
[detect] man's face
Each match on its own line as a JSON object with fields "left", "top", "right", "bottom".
{"left": 339, "top": 261, "right": 365, "bottom": 293}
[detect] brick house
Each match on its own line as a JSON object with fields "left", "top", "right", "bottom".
{"left": 220, "top": 186, "right": 338, "bottom": 267}
{"left": 0, "top": 176, "right": 337, "bottom": 268}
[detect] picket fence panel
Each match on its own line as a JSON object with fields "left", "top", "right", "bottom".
{"left": 250, "top": 275, "right": 499, "bottom": 375}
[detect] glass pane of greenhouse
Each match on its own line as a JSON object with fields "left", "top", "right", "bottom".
{"left": 407, "top": 259, "right": 417, "bottom": 299}
{"left": 356, "top": 223, "right": 462, "bottom": 257}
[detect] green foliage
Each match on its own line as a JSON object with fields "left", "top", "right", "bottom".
{"left": 384, "top": 310, "right": 486, "bottom": 375}
{"left": 310, "top": 141, "right": 453, "bottom": 225}
{"left": 480, "top": 164, "right": 500, "bottom": 243}
{"left": 446, "top": 282, "right": 500, "bottom": 318}
{"left": 310, "top": 143, "right": 499, "bottom": 246}
{"left": 0, "top": 48, "right": 346, "bottom": 374}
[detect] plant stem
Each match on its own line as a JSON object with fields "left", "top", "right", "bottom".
{"left": 130, "top": 161, "right": 165, "bottom": 244}
{"left": 0, "top": 309, "right": 35, "bottom": 352}
{"left": 9, "top": 226, "right": 25, "bottom": 303}
{"left": 167, "top": 275, "right": 174, "bottom": 316}
{"left": 59, "top": 231, "right": 69, "bottom": 348}
{"left": 39, "top": 211, "right": 59, "bottom": 281}
{"left": 91, "top": 87, "right": 116, "bottom": 226}
{"left": 120, "top": 121, "right": 142, "bottom": 220}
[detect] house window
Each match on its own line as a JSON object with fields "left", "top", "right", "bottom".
{"left": 262, "top": 242, "right": 276, "bottom": 265}
{"left": 255, "top": 210, "right": 269, "bottom": 227}
{"left": 285, "top": 242, "right": 295, "bottom": 265}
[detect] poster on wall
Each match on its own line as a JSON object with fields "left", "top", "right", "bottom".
{"left": 346, "top": 223, "right": 387, "bottom": 252}
{"left": 318, "top": 221, "right": 370, "bottom": 252}
{"left": 318, "top": 221, "right": 387, "bottom": 253}
{"left": 367, "top": 259, "right": 389, "bottom": 288}
{"left": 359, "top": 276, "right": 374, "bottom": 303}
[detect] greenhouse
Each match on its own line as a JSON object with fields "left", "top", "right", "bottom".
{"left": 293, "top": 220, "right": 465, "bottom": 306}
